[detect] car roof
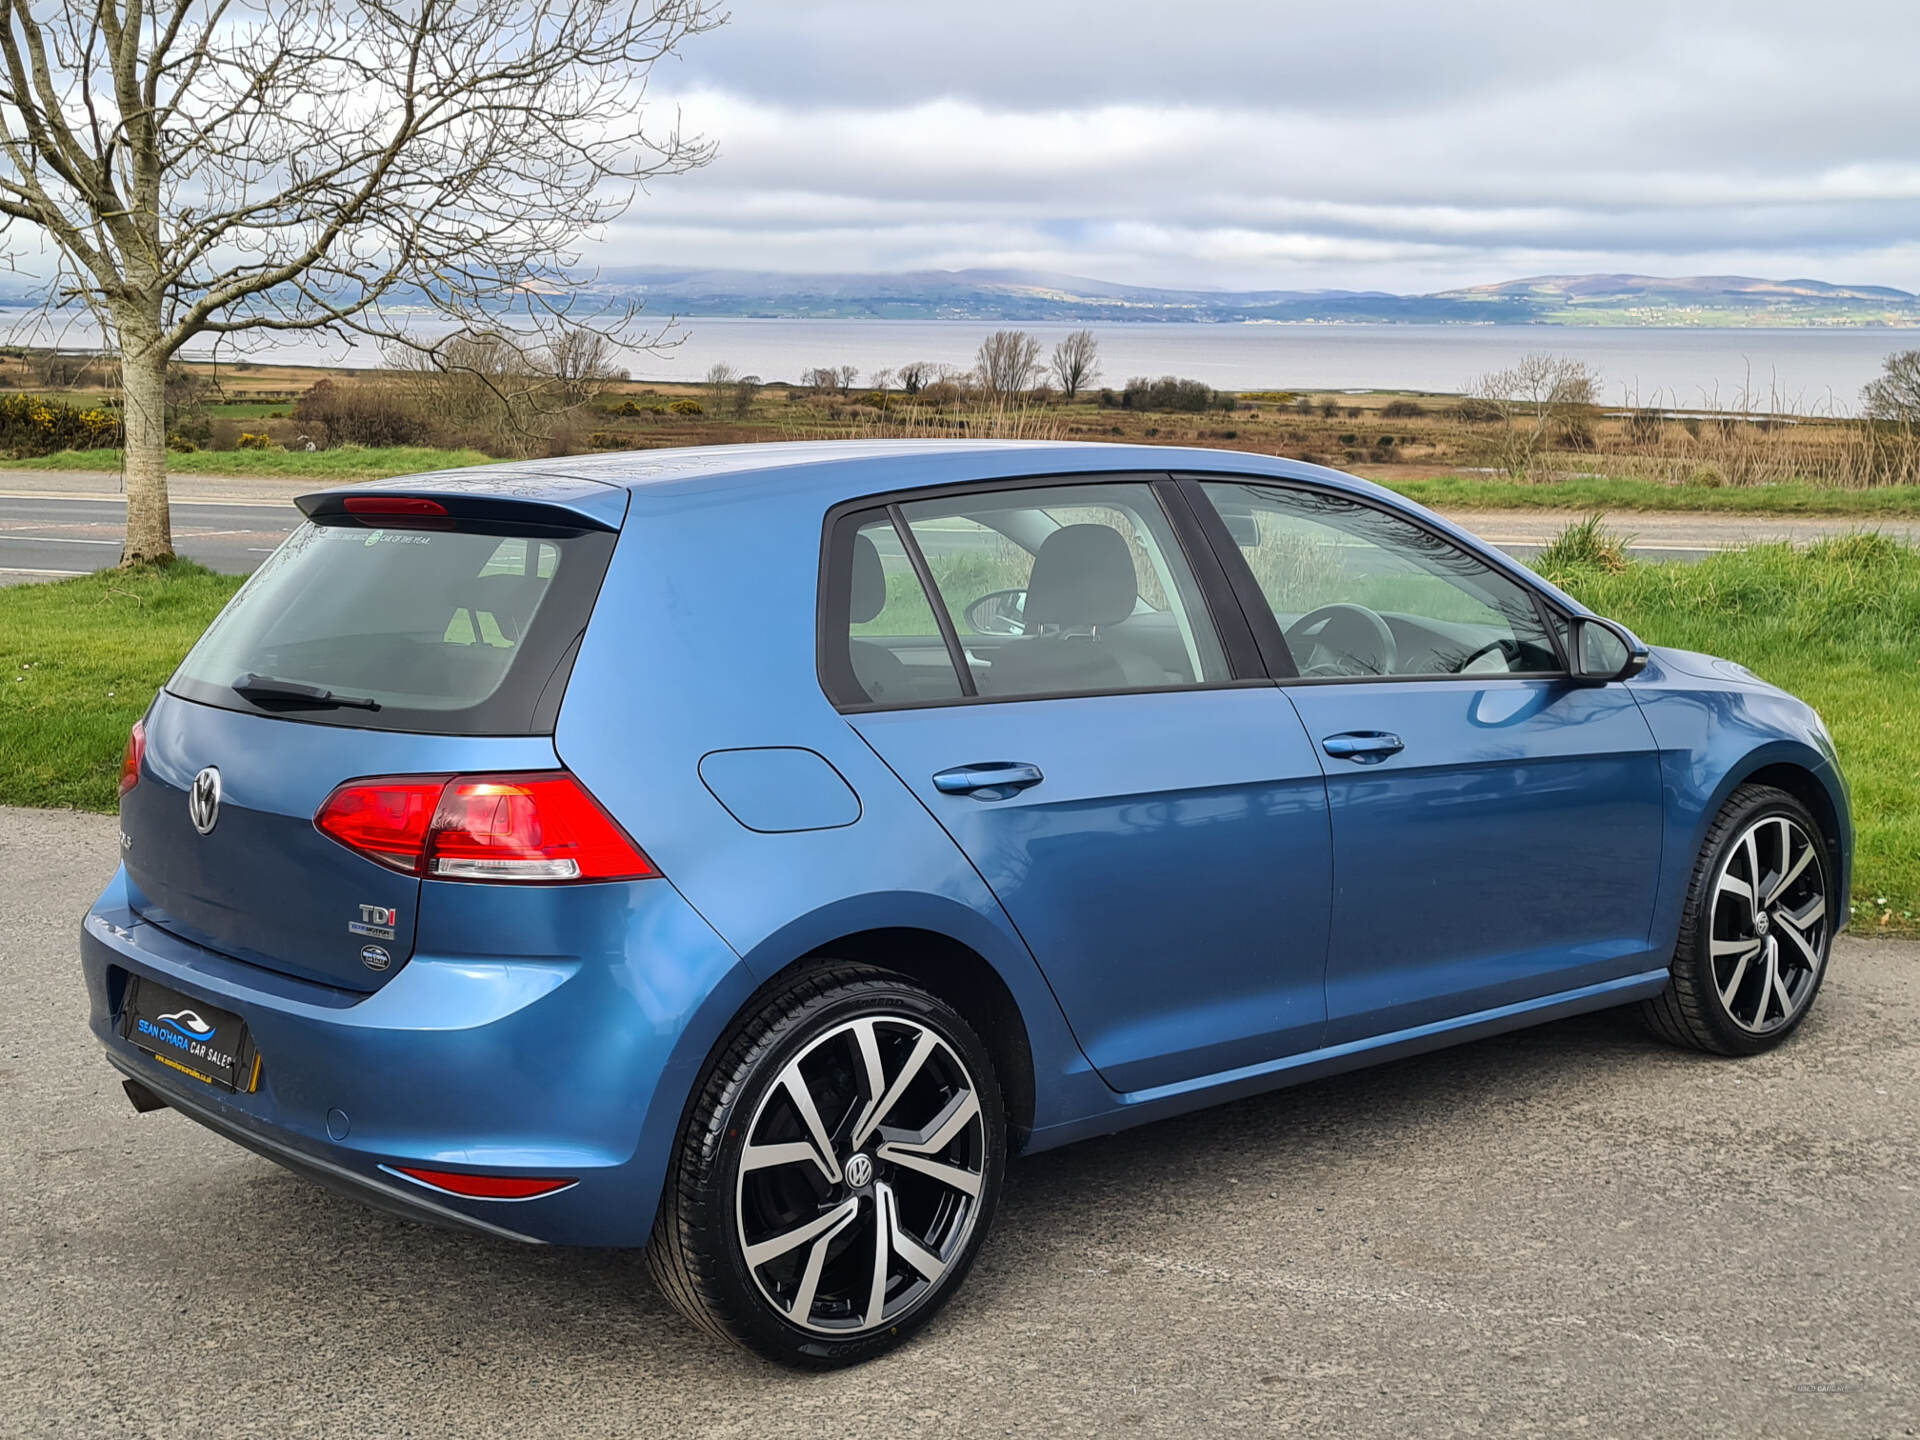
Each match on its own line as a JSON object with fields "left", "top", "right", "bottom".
{"left": 347, "top": 439, "right": 1405, "bottom": 511}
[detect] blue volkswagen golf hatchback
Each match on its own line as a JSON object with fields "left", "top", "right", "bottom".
{"left": 83, "top": 441, "right": 1849, "bottom": 1366}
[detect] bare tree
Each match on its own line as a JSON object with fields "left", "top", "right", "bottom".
{"left": 1864, "top": 351, "right": 1920, "bottom": 426}
{"left": 803, "top": 365, "right": 841, "bottom": 394}
{"left": 867, "top": 367, "right": 894, "bottom": 393}
{"left": 0, "top": 0, "right": 721, "bottom": 563}
{"left": 704, "top": 361, "right": 736, "bottom": 407}
{"left": 1050, "top": 329, "right": 1100, "bottom": 400}
{"left": 729, "top": 372, "right": 760, "bottom": 419}
{"left": 976, "top": 329, "right": 1042, "bottom": 399}
{"left": 545, "top": 327, "right": 627, "bottom": 409}
{"left": 896, "top": 360, "right": 932, "bottom": 395}
{"left": 1465, "top": 353, "right": 1601, "bottom": 477}
{"left": 386, "top": 328, "right": 541, "bottom": 452}
{"left": 835, "top": 363, "right": 860, "bottom": 393}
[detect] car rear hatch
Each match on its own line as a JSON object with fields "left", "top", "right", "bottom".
{"left": 119, "top": 472, "right": 628, "bottom": 992}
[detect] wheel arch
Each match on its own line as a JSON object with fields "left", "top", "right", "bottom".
{"left": 1690, "top": 741, "right": 1852, "bottom": 925}
{"left": 739, "top": 929, "right": 1040, "bottom": 1151}
{"left": 1737, "top": 759, "right": 1846, "bottom": 877}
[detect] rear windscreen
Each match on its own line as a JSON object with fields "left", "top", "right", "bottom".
{"left": 168, "top": 518, "right": 616, "bottom": 733}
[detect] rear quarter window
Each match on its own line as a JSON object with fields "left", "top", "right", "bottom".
{"left": 168, "top": 519, "right": 616, "bottom": 734}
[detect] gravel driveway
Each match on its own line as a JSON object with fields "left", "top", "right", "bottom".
{"left": 4, "top": 806, "right": 1915, "bottom": 1438}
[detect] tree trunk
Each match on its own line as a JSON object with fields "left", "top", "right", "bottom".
{"left": 118, "top": 317, "right": 174, "bottom": 566}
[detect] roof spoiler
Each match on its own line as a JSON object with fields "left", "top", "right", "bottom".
{"left": 297, "top": 472, "right": 628, "bottom": 532}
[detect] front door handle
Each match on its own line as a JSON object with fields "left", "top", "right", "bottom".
{"left": 1321, "top": 731, "right": 1405, "bottom": 764}
{"left": 932, "top": 761, "right": 1045, "bottom": 799}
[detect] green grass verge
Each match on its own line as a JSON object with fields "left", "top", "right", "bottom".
{"left": 0, "top": 445, "right": 496, "bottom": 480}
{"left": 1386, "top": 474, "right": 1920, "bottom": 517}
{"left": 0, "top": 563, "right": 243, "bottom": 809}
{"left": 2, "top": 539, "right": 1914, "bottom": 936}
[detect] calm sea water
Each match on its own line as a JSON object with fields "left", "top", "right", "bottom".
{"left": 8, "top": 308, "right": 1911, "bottom": 413}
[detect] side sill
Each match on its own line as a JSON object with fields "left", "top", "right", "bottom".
{"left": 1024, "top": 968, "right": 1672, "bottom": 1154}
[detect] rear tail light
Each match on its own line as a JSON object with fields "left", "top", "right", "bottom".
{"left": 314, "top": 771, "right": 657, "bottom": 883}
{"left": 384, "top": 1165, "right": 576, "bottom": 1200}
{"left": 119, "top": 720, "right": 145, "bottom": 799}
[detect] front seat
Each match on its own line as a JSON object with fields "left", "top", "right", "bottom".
{"left": 987, "top": 524, "right": 1156, "bottom": 695}
{"left": 847, "top": 532, "right": 915, "bottom": 702}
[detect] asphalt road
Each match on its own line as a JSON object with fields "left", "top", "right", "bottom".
{"left": 6, "top": 486, "right": 1920, "bottom": 581}
{"left": 5, "top": 805, "right": 1916, "bottom": 1438}
{"left": 0, "top": 494, "right": 298, "bottom": 578}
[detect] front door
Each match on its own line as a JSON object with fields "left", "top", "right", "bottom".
{"left": 828, "top": 478, "right": 1333, "bottom": 1094}
{"left": 1190, "top": 478, "right": 1667, "bottom": 1044}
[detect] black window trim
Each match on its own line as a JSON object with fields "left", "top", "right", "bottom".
{"left": 1171, "top": 472, "right": 1578, "bottom": 687}
{"left": 816, "top": 469, "right": 1269, "bottom": 714}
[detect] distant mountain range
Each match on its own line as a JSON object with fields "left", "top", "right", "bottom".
{"left": 584, "top": 268, "right": 1920, "bottom": 327}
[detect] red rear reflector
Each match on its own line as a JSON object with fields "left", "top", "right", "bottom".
{"left": 314, "top": 771, "right": 657, "bottom": 883}
{"left": 119, "top": 719, "right": 145, "bottom": 800}
{"left": 389, "top": 1166, "right": 576, "bottom": 1200}
{"left": 343, "top": 495, "right": 448, "bottom": 517}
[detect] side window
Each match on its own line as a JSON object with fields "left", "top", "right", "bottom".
{"left": 838, "top": 512, "right": 964, "bottom": 705}
{"left": 899, "top": 481, "right": 1227, "bottom": 698}
{"left": 1200, "top": 481, "right": 1559, "bottom": 678}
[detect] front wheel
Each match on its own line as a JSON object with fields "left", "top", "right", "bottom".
{"left": 1642, "top": 784, "right": 1834, "bottom": 1055}
{"left": 649, "top": 964, "right": 1005, "bottom": 1368}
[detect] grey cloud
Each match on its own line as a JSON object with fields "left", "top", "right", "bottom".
{"left": 610, "top": 0, "right": 1920, "bottom": 289}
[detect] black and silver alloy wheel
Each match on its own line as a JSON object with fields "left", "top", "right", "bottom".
{"left": 650, "top": 964, "right": 1005, "bottom": 1368}
{"left": 1707, "top": 813, "right": 1828, "bottom": 1034}
{"left": 1643, "top": 783, "right": 1835, "bottom": 1055}
{"left": 734, "top": 1016, "right": 987, "bottom": 1335}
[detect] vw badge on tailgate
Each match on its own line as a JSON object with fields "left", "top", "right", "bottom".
{"left": 188, "top": 767, "right": 222, "bottom": 835}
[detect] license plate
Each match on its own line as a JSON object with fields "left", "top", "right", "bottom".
{"left": 120, "top": 977, "right": 259, "bottom": 1092}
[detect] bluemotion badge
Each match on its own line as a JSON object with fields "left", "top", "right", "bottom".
{"left": 360, "top": 945, "right": 392, "bottom": 972}
{"left": 348, "top": 903, "right": 398, "bottom": 941}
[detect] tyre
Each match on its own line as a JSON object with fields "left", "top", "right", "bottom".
{"left": 1642, "top": 784, "right": 1835, "bottom": 1055}
{"left": 648, "top": 963, "right": 1005, "bottom": 1368}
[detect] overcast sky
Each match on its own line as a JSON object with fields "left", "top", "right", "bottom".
{"left": 610, "top": 0, "right": 1920, "bottom": 292}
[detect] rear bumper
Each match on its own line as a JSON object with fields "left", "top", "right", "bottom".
{"left": 81, "top": 864, "right": 753, "bottom": 1247}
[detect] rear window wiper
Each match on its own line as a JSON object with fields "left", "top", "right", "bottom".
{"left": 231, "top": 673, "right": 381, "bottom": 711}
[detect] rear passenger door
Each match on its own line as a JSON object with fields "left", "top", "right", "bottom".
{"left": 824, "top": 475, "right": 1333, "bottom": 1095}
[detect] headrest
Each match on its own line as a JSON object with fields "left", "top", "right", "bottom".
{"left": 850, "top": 531, "right": 887, "bottom": 624}
{"left": 1022, "top": 524, "right": 1137, "bottom": 629}
{"left": 466, "top": 573, "right": 546, "bottom": 638}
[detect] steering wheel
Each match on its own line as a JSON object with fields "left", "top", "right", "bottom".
{"left": 1285, "top": 603, "right": 1398, "bottom": 677}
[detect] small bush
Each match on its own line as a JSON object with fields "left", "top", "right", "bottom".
{"left": 1381, "top": 399, "right": 1426, "bottom": 419}
{"left": 588, "top": 431, "right": 645, "bottom": 450}
{"left": 0, "top": 392, "right": 120, "bottom": 455}
{"left": 667, "top": 398, "right": 703, "bottom": 416}
{"left": 1453, "top": 398, "right": 1502, "bottom": 423}
{"left": 1536, "top": 514, "right": 1633, "bottom": 574}
{"left": 1119, "top": 375, "right": 1229, "bottom": 412}
{"left": 294, "top": 379, "right": 432, "bottom": 448}
{"left": 166, "top": 435, "right": 198, "bottom": 454}
{"left": 235, "top": 431, "right": 279, "bottom": 451}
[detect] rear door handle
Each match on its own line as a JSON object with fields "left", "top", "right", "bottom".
{"left": 932, "top": 761, "right": 1045, "bottom": 798}
{"left": 1320, "top": 731, "right": 1404, "bottom": 764}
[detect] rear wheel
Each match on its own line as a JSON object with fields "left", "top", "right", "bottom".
{"left": 648, "top": 964, "right": 1004, "bottom": 1368}
{"left": 1642, "top": 784, "right": 1834, "bottom": 1055}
